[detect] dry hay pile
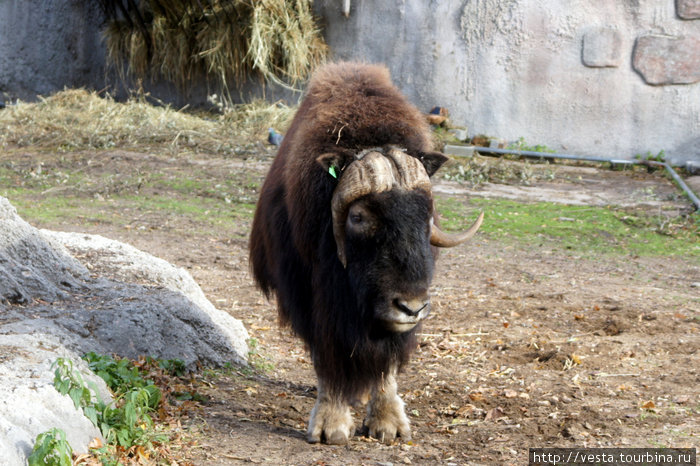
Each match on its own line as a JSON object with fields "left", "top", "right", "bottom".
{"left": 0, "top": 89, "right": 295, "bottom": 154}
{"left": 99, "top": 0, "right": 328, "bottom": 97}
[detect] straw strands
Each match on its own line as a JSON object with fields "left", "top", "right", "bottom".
{"left": 99, "top": 0, "right": 327, "bottom": 97}
{"left": 0, "top": 89, "right": 295, "bottom": 154}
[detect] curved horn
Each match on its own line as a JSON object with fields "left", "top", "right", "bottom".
{"left": 430, "top": 211, "right": 484, "bottom": 247}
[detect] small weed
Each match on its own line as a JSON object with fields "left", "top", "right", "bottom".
{"left": 201, "top": 361, "right": 238, "bottom": 380}
{"left": 52, "top": 356, "right": 163, "bottom": 448}
{"left": 28, "top": 428, "right": 72, "bottom": 466}
{"left": 508, "top": 137, "right": 556, "bottom": 154}
{"left": 52, "top": 358, "right": 103, "bottom": 426}
{"left": 635, "top": 150, "right": 666, "bottom": 163}
{"left": 646, "top": 438, "right": 669, "bottom": 448}
{"left": 248, "top": 338, "right": 275, "bottom": 373}
{"left": 432, "top": 126, "right": 464, "bottom": 145}
{"left": 83, "top": 352, "right": 154, "bottom": 395}
{"left": 151, "top": 356, "right": 187, "bottom": 377}
{"left": 100, "top": 386, "right": 164, "bottom": 448}
{"left": 639, "top": 409, "right": 660, "bottom": 422}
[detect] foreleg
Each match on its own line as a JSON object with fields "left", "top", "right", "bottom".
{"left": 307, "top": 378, "right": 354, "bottom": 444}
{"left": 363, "top": 365, "right": 411, "bottom": 444}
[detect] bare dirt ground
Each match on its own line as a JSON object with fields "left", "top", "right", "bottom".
{"left": 6, "top": 148, "right": 699, "bottom": 465}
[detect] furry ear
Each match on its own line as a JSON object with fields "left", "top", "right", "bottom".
{"left": 316, "top": 151, "right": 354, "bottom": 179}
{"left": 418, "top": 151, "right": 449, "bottom": 177}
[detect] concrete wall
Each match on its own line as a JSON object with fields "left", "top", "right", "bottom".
{"left": 1, "top": 0, "right": 698, "bottom": 164}
{"left": 314, "top": 0, "right": 700, "bottom": 165}
{"left": 0, "top": 0, "right": 105, "bottom": 100}
{"left": 0, "top": 0, "right": 292, "bottom": 107}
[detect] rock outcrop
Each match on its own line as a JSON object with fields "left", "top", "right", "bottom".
{"left": 0, "top": 196, "right": 249, "bottom": 463}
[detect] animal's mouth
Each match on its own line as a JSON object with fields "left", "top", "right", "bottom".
{"left": 377, "top": 297, "right": 431, "bottom": 333}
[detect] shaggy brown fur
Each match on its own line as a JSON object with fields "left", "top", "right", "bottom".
{"left": 249, "top": 62, "right": 445, "bottom": 416}
{"left": 255, "top": 61, "right": 438, "bottom": 267}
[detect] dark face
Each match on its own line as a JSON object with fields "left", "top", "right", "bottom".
{"left": 343, "top": 189, "right": 436, "bottom": 333}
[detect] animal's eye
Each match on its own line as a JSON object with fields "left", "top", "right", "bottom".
{"left": 350, "top": 213, "right": 363, "bottom": 224}
{"left": 347, "top": 203, "right": 375, "bottom": 235}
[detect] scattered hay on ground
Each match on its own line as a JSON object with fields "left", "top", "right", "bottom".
{"left": 441, "top": 153, "right": 557, "bottom": 187}
{"left": 0, "top": 89, "right": 295, "bottom": 155}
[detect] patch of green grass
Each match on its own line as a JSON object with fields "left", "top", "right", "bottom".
{"left": 1, "top": 156, "right": 260, "bottom": 234}
{"left": 0, "top": 164, "right": 88, "bottom": 192}
{"left": 124, "top": 194, "right": 255, "bottom": 224}
{"left": 508, "top": 137, "right": 556, "bottom": 153}
{"left": 2, "top": 188, "right": 255, "bottom": 233}
{"left": 436, "top": 196, "right": 699, "bottom": 257}
{"left": 24, "top": 199, "right": 125, "bottom": 226}
{"left": 2, "top": 194, "right": 112, "bottom": 225}
{"left": 157, "top": 176, "right": 209, "bottom": 193}
{"left": 247, "top": 338, "right": 275, "bottom": 374}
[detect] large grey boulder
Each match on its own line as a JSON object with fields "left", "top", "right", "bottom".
{"left": 0, "top": 196, "right": 249, "bottom": 463}
{"left": 38, "top": 230, "right": 250, "bottom": 366}
{"left": 0, "top": 198, "right": 86, "bottom": 305}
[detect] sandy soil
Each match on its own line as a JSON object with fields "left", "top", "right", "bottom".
{"left": 6, "top": 149, "right": 699, "bottom": 465}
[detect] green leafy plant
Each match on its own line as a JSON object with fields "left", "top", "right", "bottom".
{"left": 37, "top": 355, "right": 178, "bottom": 463}
{"left": 508, "top": 137, "right": 556, "bottom": 154}
{"left": 53, "top": 356, "right": 161, "bottom": 439}
{"left": 83, "top": 352, "right": 155, "bottom": 395}
{"left": 100, "top": 386, "right": 163, "bottom": 448}
{"left": 149, "top": 356, "right": 187, "bottom": 377}
{"left": 635, "top": 150, "right": 666, "bottom": 163}
{"left": 27, "top": 428, "right": 72, "bottom": 466}
{"left": 52, "top": 358, "right": 103, "bottom": 426}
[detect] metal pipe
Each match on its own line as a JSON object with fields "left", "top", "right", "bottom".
{"left": 469, "top": 146, "right": 700, "bottom": 211}
{"left": 646, "top": 161, "right": 700, "bottom": 211}
{"left": 473, "top": 146, "right": 636, "bottom": 166}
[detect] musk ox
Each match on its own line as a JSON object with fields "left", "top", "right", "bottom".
{"left": 249, "top": 62, "right": 483, "bottom": 444}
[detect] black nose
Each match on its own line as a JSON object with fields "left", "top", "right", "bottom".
{"left": 393, "top": 298, "right": 429, "bottom": 317}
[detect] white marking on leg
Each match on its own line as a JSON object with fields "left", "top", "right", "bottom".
{"left": 307, "top": 379, "right": 354, "bottom": 445}
{"left": 364, "top": 364, "right": 411, "bottom": 444}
